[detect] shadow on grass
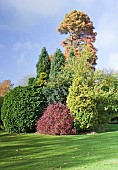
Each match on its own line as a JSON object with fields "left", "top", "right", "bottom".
{"left": 0, "top": 127, "right": 118, "bottom": 170}
{"left": 104, "top": 124, "right": 118, "bottom": 132}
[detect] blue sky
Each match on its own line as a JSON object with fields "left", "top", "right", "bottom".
{"left": 0, "top": 0, "right": 118, "bottom": 86}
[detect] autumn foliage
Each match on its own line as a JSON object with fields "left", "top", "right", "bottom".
{"left": 0, "top": 80, "right": 13, "bottom": 97}
{"left": 1, "top": 10, "right": 117, "bottom": 135}
{"left": 57, "top": 10, "right": 97, "bottom": 67}
{"left": 36, "top": 102, "right": 76, "bottom": 135}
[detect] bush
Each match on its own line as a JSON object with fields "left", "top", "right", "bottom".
{"left": 67, "top": 70, "right": 118, "bottom": 132}
{"left": 67, "top": 77, "right": 99, "bottom": 132}
{"left": 36, "top": 102, "right": 76, "bottom": 135}
{"left": 1, "top": 86, "right": 46, "bottom": 133}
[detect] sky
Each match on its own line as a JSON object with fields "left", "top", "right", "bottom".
{"left": 0, "top": 0, "right": 118, "bottom": 86}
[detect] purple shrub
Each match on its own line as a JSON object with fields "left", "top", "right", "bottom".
{"left": 36, "top": 102, "right": 76, "bottom": 135}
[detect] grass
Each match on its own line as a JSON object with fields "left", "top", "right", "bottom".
{"left": 0, "top": 124, "right": 118, "bottom": 170}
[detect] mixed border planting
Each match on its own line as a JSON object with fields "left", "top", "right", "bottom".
{"left": 0, "top": 10, "right": 118, "bottom": 135}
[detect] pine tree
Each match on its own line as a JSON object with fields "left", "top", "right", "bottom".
{"left": 57, "top": 10, "right": 97, "bottom": 68}
{"left": 49, "top": 48, "right": 65, "bottom": 80}
{"left": 36, "top": 47, "right": 50, "bottom": 78}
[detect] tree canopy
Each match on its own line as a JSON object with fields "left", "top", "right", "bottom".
{"left": 57, "top": 10, "right": 97, "bottom": 68}
{"left": 0, "top": 80, "right": 13, "bottom": 97}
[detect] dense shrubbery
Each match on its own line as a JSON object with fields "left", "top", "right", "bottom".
{"left": 42, "top": 49, "right": 76, "bottom": 105}
{"left": 67, "top": 69, "right": 118, "bottom": 132}
{"left": 67, "top": 78, "right": 98, "bottom": 132}
{"left": 2, "top": 11, "right": 118, "bottom": 134}
{"left": 1, "top": 86, "right": 46, "bottom": 133}
{"left": 36, "top": 102, "right": 76, "bottom": 135}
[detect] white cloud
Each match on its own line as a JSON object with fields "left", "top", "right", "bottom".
{"left": 6, "top": 0, "right": 68, "bottom": 18}
{"left": 0, "top": 0, "right": 96, "bottom": 32}
{"left": 4, "top": 0, "right": 95, "bottom": 21}
{"left": 12, "top": 41, "right": 41, "bottom": 66}
{"left": 12, "top": 41, "right": 40, "bottom": 52}
{"left": 96, "top": 12, "right": 118, "bottom": 50}
{"left": 94, "top": 2, "right": 118, "bottom": 71}
{"left": 107, "top": 52, "right": 118, "bottom": 71}
{"left": 13, "top": 52, "right": 26, "bottom": 65}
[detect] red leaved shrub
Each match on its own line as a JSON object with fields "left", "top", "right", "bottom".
{"left": 36, "top": 102, "right": 76, "bottom": 135}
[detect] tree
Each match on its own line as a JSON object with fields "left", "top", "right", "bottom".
{"left": 0, "top": 79, "right": 13, "bottom": 129}
{"left": 49, "top": 48, "right": 65, "bottom": 80}
{"left": 66, "top": 54, "right": 118, "bottom": 132}
{"left": 36, "top": 47, "right": 50, "bottom": 78}
{"left": 43, "top": 46, "right": 93, "bottom": 105}
{"left": 57, "top": 10, "right": 97, "bottom": 68}
{"left": 1, "top": 86, "right": 47, "bottom": 133}
{"left": 0, "top": 80, "right": 13, "bottom": 97}
{"left": 43, "top": 49, "right": 65, "bottom": 104}
{"left": 61, "top": 45, "right": 94, "bottom": 85}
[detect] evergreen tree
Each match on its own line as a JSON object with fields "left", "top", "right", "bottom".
{"left": 66, "top": 49, "right": 118, "bottom": 132}
{"left": 57, "top": 10, "right": 97, "bottom": 68}
{"left": 36, "top": 47, "right": 50, "bottom": 78}
{"left": 49, "top": 48, "right": 65, "bottom": 80}
{"left": 35, "top": 72, "right": 48, "bottom": 87}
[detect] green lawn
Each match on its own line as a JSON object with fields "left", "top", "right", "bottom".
{"left": 0, "top": 124, "right": 118, "bottom": 170}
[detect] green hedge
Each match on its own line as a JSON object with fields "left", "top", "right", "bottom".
{"left": 1, "top": 86, "right": 46, "bottom": 133}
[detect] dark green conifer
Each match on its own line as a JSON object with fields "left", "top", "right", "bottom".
{"left": 36, "top": 47, "right": 50, "bottom": 78}
{"left": 49, "top": 48, "right": 65, "bottom": 79}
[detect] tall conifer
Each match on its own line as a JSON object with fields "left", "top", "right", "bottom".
{"left": 49, "top": 48, "right": 65, "bottom": 79}
{"left": 36, "top": 47, "right": 50, "bottom": 78}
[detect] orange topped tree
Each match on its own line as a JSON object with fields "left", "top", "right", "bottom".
{"left": 0, "top": 80, "right": 13, "bottom": 97}
{"left": 57, "top": 10, "right": 97, "bottom": 69}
